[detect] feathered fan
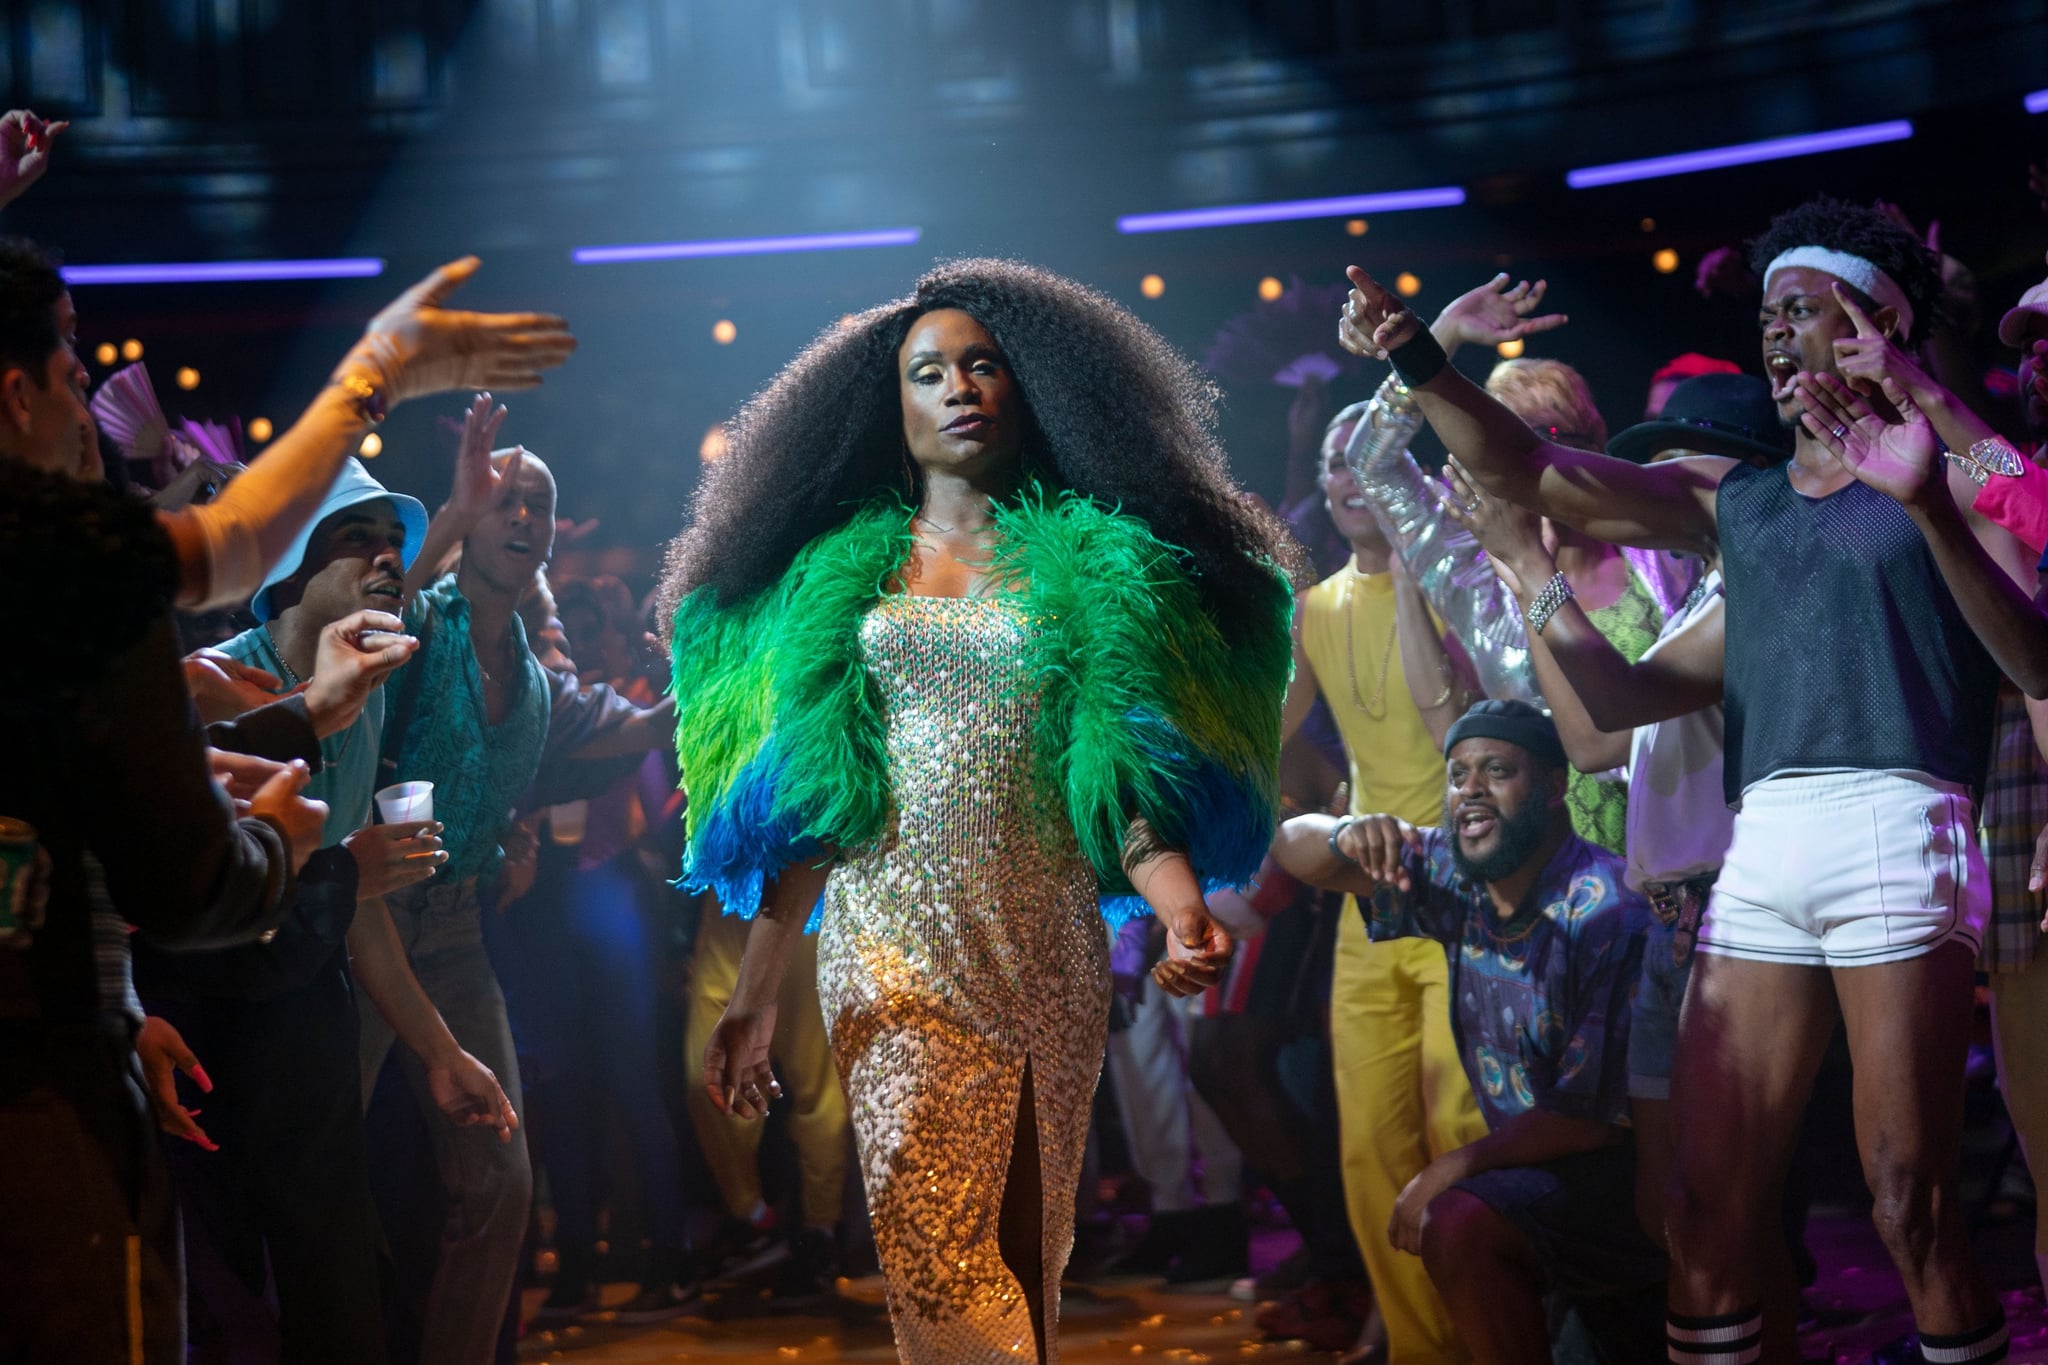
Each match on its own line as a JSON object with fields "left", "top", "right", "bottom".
{"left": 90, "top": 362, "right": 243, "bottom": 493}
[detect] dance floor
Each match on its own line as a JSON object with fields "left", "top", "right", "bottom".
{"left": 517, "top": 1213, "right": 2048, "bottom": 1364}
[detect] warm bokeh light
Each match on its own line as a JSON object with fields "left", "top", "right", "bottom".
{"left": 121, "top": 339, "right": 143, "bottom": 361}
{"left": 712, "top": 319, "right": 737, "bottom": 344}
{"left": 1394, "top": 272, "right": 1422, "bottom": 297}
{"left": 1652, "top": 248, "right": 1680, "bottom": 274}
{"left": 1496, "top": 338, "right": 1526, "bottom": 359}
{"left": 1140, "top": 274, "right": 1165, "bottom": 299}
{"left": 1345, "top": 218, "right": 1368, "bottom": 236}
{"left": 248, "top": 417, "right": 273, "bottom": 443}
{"left": 359, "top": 432, "right": 383, "bottom": 457}
{"left": 94, "top": 342, "right": 117, "bottom": 366}
{"left": 699, "top": 424, "right": 729, "bottom": 463}
{"left": 1640, "top": 217, "right": 1657, "bottom": 233}
{"left": 836, "top": 314, "right": 858, "bottom": 330}
{"left": 175, "top": 366, "right": 200, "bottom": 391}
{"left": 1257, "top": 276, "right": 1284, "bottom": 301}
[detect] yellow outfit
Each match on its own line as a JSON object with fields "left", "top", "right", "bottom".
{"left": 684, "top": 900, "right": 850, "bottom": 1228}
{"left": 1302, "top": 563, "right": 1489, "bottom": 1364}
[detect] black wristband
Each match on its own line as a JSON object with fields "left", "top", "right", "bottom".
{"left": 1387, "top": 324, "right": 1449, "bottom": 388}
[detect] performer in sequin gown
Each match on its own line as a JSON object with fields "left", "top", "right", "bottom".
{"left": 819, "top": 594, "right": 1110, "bottom": 1360}
{"left": 662, "top": 260, "right": 1298, "bottom": 1364}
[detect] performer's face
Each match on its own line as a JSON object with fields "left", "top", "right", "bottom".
{"left": 898, "top": 308, "right": 1026, "bottom": 480}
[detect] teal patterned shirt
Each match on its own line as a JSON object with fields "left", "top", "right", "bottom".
{"left": 381, "top": 576, "right": 550, "bottom": 881}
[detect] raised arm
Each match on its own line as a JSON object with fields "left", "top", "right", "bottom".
{"left": 1339, "top": 266, "right": 1730, "bottom": 555}
{"left": 164, "top": 260, "right": 572, "bottom": 612}
{"left": 1270, "top": 811, "right": 1416, "bottom": 899}
{"left": 1796, "top": 371, "right": 2048, "bottom": 697}
{"left": 1440, "top": 459, "right": 1724, "bottom": 744}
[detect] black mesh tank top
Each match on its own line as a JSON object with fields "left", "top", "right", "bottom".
{"left": 1717, "top": 461, "right": 2000, "bottom": 803}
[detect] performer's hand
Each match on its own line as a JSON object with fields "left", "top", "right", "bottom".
{"left": 704, "top": 1005, "right": 782, "bottom": 1120}
{"left": 1151, "top": 905, "right": 1232, "bottom": 997}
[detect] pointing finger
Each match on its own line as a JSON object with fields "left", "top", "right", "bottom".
{"left": 1831, "top": 282, "right": 1882, "bottom": 339}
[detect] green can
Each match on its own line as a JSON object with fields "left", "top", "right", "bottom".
{"left": 0, "top": 817, "right": 39, "bottom": 947}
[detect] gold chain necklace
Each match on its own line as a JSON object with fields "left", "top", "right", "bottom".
{"left": 1342, "top": 570, "right": 1399, "bottom": 721}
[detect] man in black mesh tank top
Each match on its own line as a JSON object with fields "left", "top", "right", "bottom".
{"left": 1333, "top": 198, "right": 2029, "bottom": 1365}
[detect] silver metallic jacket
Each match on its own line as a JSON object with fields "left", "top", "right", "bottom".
{"left": 1341, "top": 374, "right": 1698, "bottom": 710}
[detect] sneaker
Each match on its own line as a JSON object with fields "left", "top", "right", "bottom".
{"left": 604, "top": 1280, "right": 700, "bottom": 1325}
{"left": 773, "top": 1226, "right": 841, "bottom": 1303}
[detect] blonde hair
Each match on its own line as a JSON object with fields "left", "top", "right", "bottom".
{"left": 1485, "top": 358, "right": 1608, "bottom": 452}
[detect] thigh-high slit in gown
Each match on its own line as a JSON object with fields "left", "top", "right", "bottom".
{"left": 816, "top": 594, "right": 1111, "bottom": 1364}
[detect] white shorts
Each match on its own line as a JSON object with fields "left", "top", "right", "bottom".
{"left": 1698, "top": 770, "right": 1988, "bottom": 969}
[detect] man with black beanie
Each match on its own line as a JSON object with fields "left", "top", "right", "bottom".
{"left": 1273, "top": 701, "right": 1662, "bottom": 1364}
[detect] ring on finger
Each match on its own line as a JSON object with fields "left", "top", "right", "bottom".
{"left": 1830, "top": 424, "right": 1848, "bottom": 440}
{"left": 1463, "top": 499, "right": 1480, "bottom": 513}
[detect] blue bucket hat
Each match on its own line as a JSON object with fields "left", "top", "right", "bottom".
{"left": 249, "top": 458, "right": 429, "bottom": 621}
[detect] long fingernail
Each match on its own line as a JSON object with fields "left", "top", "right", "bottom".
{"left": 192, "top": 1065, "right": 214, "bottom": 1092}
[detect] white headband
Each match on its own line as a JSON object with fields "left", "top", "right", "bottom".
{"left": 1765, "top": 246, "right": 1915, "bottom": 341}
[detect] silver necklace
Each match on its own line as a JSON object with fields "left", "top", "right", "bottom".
{"left": 262, "top": 625, "right": 353, "bottom": 762}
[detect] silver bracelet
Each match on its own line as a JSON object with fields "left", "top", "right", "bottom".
{"left": 1524, "top": 571, "right": 1574, "bottom": 636}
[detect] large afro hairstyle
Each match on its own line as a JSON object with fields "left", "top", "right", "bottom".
{"left": 1746, "top": 196, "right": 1943, "bottom": 345}
{"left": 660, "top": 257, "right": 1304, "bottom": 647}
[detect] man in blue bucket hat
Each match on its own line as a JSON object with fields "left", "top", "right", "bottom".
{"left": 134, "top": 456, "right": 516, "bottom": 1365}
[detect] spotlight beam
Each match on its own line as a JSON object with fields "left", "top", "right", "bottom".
{"left": 2028, "top": 89, "right": 2048, "bottom": 114}
{"left": 573, "top": 229, "right": 922, "bottom": 264}
{"left": 63, "top": 258, "right": 387, "bottom": 285}
{"left": 1564, "top": 121, "right": 1914, "bottom": 188}
{"left": 1116, "top": 187, "right": 1465, "bottom": 234}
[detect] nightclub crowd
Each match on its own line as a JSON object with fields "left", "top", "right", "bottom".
{"left": 8, "top": 101, "right": 2048, "bottom": 1365}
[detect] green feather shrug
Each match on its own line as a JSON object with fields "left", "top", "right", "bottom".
{"left": 668, "top": 487, "right": 1293, "bottom": 925}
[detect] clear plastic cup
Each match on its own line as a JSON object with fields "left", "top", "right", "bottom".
{"left": 374, "top": 781, "right": 435, "bottom": 824}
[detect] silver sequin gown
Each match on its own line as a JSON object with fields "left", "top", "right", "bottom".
{"left": 817, "top": 594, "right": 1111, "bottom": 1364}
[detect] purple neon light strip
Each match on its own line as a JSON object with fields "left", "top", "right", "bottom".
{"left": 1565, "top": 121, "right": 1914, "bottom": 189}
{"left": 1116, "top": 186, "right": 1465, "bottom": 234}
{"left": 573, "top": 228, "right": 922, "bottom": 264}
{"left": 62, "top": 258, "right": 386, "bottom": 285}
{"left": 2027, "top": 89, "right": 2048, "bottom": 115}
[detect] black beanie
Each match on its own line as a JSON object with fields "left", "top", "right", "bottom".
{"left": 1443, "top": 699, "right": 1567, "bottom": 771}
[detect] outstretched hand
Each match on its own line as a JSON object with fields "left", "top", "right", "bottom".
{"left": 1438, "top": 455, "right": 1549, "bottom": 592}
{"left": 445, "top": 393, "right": 519, "bottom": 526}
{"left": 337, "top": 258, "right": 576, "bottom": 405}
{"left": 1794, "top": 370, "right": 1944, "bottom": 510}
{"left": 1433, "top": 273, "right": 1568, "bottom": 353}
{"left": 1339, "top": 266, "right": 1424, "bottom": 361}
{"left": 1334, "top": 814, "right": 1423, "bottom": 893}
